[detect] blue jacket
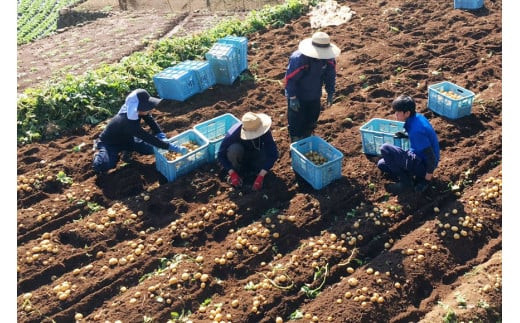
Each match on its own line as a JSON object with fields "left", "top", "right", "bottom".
{"left": 404, "top": 113, "right": 440, "bottom": 173}
{"left": 284, "top": 50, "right": 336, "bottom": 101}
{"left": 99, "top": 112, "right": 169, "bottom": 150}
{"left": 217, "top": 122, "right": 279, "bottom": 171}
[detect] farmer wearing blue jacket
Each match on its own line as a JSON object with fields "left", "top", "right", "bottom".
{"left": 284, "top": 32, "right": 340, "bottom": 142}
{"left": 92, "top": 89, "right": 187, "bottom": 174}
{"left": 218, "top": 112, "right": 279, "bottom": 191}
{"left": 377, "top": 95, "right": 440, "bottom": 194}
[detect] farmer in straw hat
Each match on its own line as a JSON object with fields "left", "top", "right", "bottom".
{"left": 217, "top": 112, "right": 279, "bottom": 191}
{"left": 92, "top": 89, "right": 187, "bottom": 174}
{"left": 284, "top": 31, "right": 341, "bottom": 142}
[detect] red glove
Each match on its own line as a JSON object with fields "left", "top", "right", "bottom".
{"left": 252, "top": 175, "right": 265, "bottom": 191}
{"left": 229, "top": 171, "right": 242, "bottom": 187}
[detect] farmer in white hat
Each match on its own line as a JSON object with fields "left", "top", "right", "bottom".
{"left": 92, "top": 88, "right": 187, "bottom": 174}
{"left": 217, "top": 112, "right": 279, "bottom": 191}
{"left": 284, "top": 31, "right": 341, "bottom": 142}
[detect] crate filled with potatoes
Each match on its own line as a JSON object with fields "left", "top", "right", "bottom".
{"left": 154, "top": 130, "right": 209, "bottom": 182}
{"left": 290, "top": 136, "right": 344, "bottom": 190}
{"left": 427, "top": 81, "right": 475, "bottom": 119}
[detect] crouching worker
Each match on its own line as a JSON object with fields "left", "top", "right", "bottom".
{"left": 92, "top": 89, "right": 187, "bottom": 174}
{"left": 377, "top": 94, "right": 440, "bottom": 194}
{"left": 217, "top": 112, "right": 279, "bottom": 191}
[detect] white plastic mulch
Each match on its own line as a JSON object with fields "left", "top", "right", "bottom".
{"left": 308, "top": 0, "right": 356, "bottom": 28}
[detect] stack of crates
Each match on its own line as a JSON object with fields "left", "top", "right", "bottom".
{"left": 360, "top": 118, "right": 410, "bottom": 156}
{"left": 427, "top": 81, "right": 475, "bottom": 119}
{"left": 154, "top": 130, "right": 209, "bottom": 182}
{"left": 205, "top": 43, "right": 240, "bottom": 85}
{"left": 454, "top": 0, "right": 484, "bottom": 9}
{"left": 152, "top": 67, "right": 199, "bottom": 102}
{"left": 175, "top": 60, "right": 216, "bottom": 93}
{"left": 217, "top": 36, "right": 248, "bottom": 73}
{"left": 193, "top": 113, "right": 240, "bottom": 162}
{"left": 290, "top": 136, "right": 344, "bottom": 190}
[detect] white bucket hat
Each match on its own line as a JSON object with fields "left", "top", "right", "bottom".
{"left": 298, "top": 32, "right": 341, "bottom": 59}
{"left": 240, "top": 112, "right": 272, "bottom": 140}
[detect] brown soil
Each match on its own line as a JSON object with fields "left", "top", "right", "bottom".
{"left": 17, "top": 0, "right": 502, "bottom": 322}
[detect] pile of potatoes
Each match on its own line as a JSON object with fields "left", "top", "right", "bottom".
{"left": 164, "top": 141, "right": 200, "bottom": 161}
{"left": 305, "top": 151, "right": 328, "bottom": 165}
{"left": 438, "top": 89, "right": 463, "bottom": 100}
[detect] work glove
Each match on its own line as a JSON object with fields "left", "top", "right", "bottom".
{"left": 228, "top": 171, "right": 242, "bottom": 187}
{"left": 327, "top": 92, "right": 334, "bottom": 107}
{"left": 394, "top": 131, "right": 409, "bottom": 139}
{"left": 252, "top": 174, "right": 265, "bottom": 191}
{"left": 168, "top": 143, "right": 188, "bottom": 155}
{"left": 289, "top": 97, "right": 300, "bottom": 112}
{"left": 156, "top": 132, "right": 167, "bottom": 141}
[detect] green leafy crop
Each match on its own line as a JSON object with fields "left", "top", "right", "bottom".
{"left": 17, "top": 0, "right": 320, "bottom": 144}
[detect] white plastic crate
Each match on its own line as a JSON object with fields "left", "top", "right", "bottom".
{"left": 360, "top": 118, "right": 410, "bottom": 156}
{"left": 154, "top": 130, "right": 209, "bottom": 182}
{"left": 428, "top": 81, "right": 475, "bottom": 119}
{"left": 290, "top": 136, "right": 343, "bottom": 190}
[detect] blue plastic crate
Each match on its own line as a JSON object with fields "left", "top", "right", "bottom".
{"left": 428, "top": 81, "right": 475, "bottom": 119}
{"left": 176, "top": 60, "right": 216, "bottom": 93}
{"left": 360, "top": 118, "right": 411, "bottom": 156}
{"left": 290, "top": 136, "right": 344, "bottom": 190}
{"left": 193, "top": 113, "right": 240, "bottom": 162}
{"left": 153, "top": 67, "right": 200, "bottom": 101}
{"left": 205, "top": 43, "right": 240, "bottom": 85}
{"left": 454, "top": 0, "right": 484, "bottom": 9}
{"left": 154, "top": 130, "right": 209, "bottom": 182}
{"left": 217, "top": 36, "right": 248, "bottom": 73}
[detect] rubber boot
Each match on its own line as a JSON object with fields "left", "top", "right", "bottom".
{"left": 121, "top": 151, "right": 133, "bottom": 163}
{"left": 385, "top": 173, "right": 414, "bottom": 194}
{"left": 291, "top": 136, "right": 303, "bottom": 143}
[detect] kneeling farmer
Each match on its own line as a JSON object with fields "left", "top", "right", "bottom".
{"left": 218, "top": 112, "right": 279, "bottom": 191}
{"left": 377, "top": 95, "right": 440, "bottom": 194}
{"left": 92, "top": 89, "right": 187, "bottom": 174}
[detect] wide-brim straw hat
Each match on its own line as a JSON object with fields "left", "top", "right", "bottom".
{"left": 240, "top": 112, "right": 272, "bottom": 140}
{"left": 298, "top": 31, "right": 341, "bottom": 59}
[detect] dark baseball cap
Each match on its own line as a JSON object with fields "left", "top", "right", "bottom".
{"left": 135, "top": 89, "right": 162, "bottom": 112}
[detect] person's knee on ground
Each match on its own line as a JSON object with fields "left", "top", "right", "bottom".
{"left": 92, "top": 144, "right": 119, "bottom": 174}
{"left": 226, "top": 143, "right": 245, "bottom": 171}
{"left": 377, "top": 158, "right": 391, "bottom": 173}
{"left": 379, "top": 143, "right": 395, "bottom": 160}
{"left": 93, "top": 152, "right": 112, "bottom": 174}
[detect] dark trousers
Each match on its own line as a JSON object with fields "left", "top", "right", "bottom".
{"left": 92, "top": 139, "right": 154, "bottom": 173}
{"left": 287, "top": 98, "right": 321, "bottom": 139}
{"left": 377, "top": 143, "right": 426, "bottom": 182}
{"left": 226, "top": 143, "right": 265, "bottom": 175}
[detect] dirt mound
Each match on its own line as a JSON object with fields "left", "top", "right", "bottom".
{"left": 17, "top": 0, "right": 502, "bottom": 322}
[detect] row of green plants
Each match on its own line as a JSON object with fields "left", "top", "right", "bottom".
{"left": 17, "top": 0, "right": 319, "bottom": 144}
{"left": 17, "top": 0, "right": 80, "bottom": 45}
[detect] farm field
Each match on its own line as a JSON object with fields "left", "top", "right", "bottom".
{"left": 16, "top": 0, "right": 503, "bottom": 322}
